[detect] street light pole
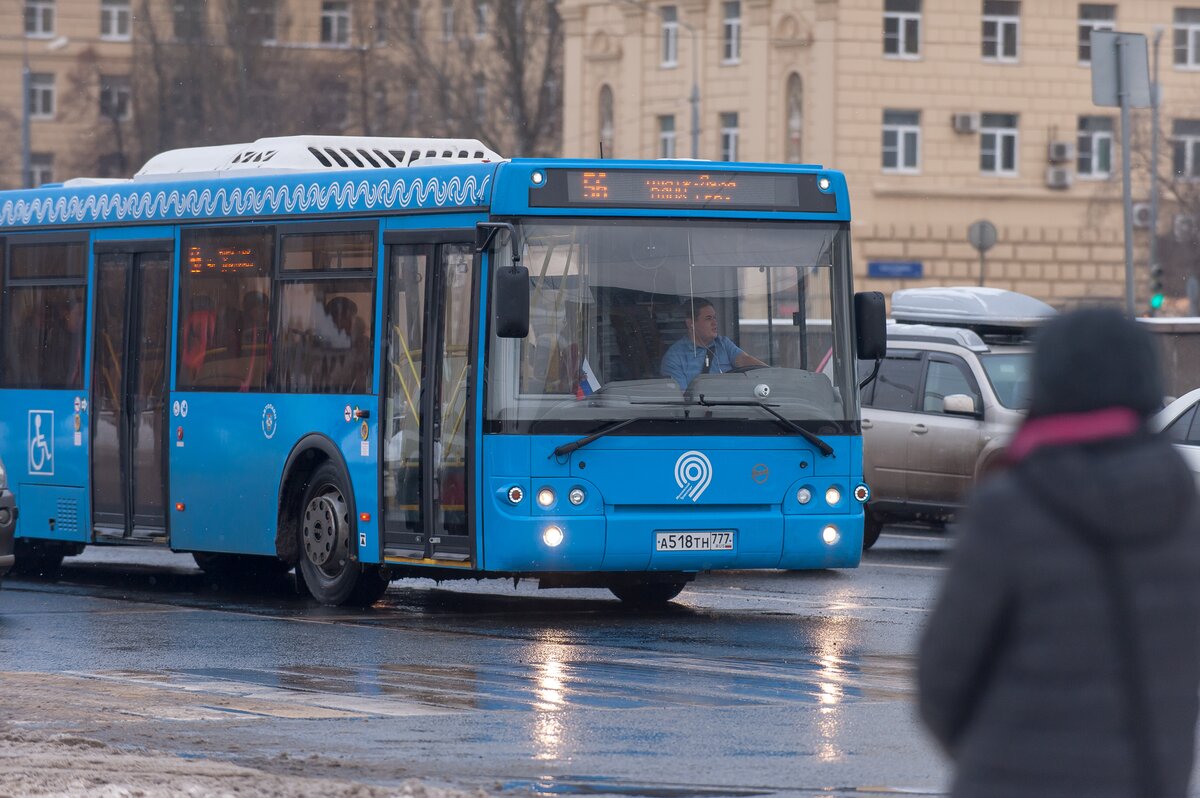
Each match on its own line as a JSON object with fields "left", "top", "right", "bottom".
{"left": 1150, "top": 26, "right": 1163, "bottom": 314}
{"left": 21, "top": 35, "right": 31, "bottom": 188}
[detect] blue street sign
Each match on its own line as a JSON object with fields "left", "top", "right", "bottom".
{"left": 868, "top": 261, "right": 923, "bottom": 279}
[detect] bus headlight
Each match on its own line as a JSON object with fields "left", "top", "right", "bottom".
{"left": 796, "top": 487, "right": 812, "bottom": 505}
{"left": 821, "top": 525, "right": 840, "bottom": 545}
{"left": 537, "top": 488, "right": 556, "bottom": 508}
{"left": 825, "top": 487, "right": 841, "bottom": 506}
{"left": 543, "top": 525, "right": 564, "bottom": 547}
{"left": 568, "top": 487, "right": 586, "bottom": 506}
{"left": 506, "top": 486, "right": 524, "bottom": 505}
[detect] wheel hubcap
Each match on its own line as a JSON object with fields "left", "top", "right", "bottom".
{"left": 302, "top": 487, "right": 348, "bottom": 569}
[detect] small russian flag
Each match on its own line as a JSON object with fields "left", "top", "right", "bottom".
{"left": 576, "top": 358, "right": 601, "bottom": 399}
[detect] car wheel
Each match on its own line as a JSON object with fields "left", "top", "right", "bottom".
{"left": 863, "top": 509, "right": 884, "bottom": 551}
{"left": 296, "top": 462, "right": 389, "bottom": 607}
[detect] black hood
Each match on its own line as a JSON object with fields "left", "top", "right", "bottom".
{"left": 1018, "top": 434, "right": 1197, "bottom": 545}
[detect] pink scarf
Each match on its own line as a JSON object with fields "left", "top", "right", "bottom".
{"left": 1005, "top": 407, "right": 1141, "bottom": 464}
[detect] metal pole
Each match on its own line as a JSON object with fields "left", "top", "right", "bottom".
{"left": 1150, "top": 27, "right": 1163, "bottom": 316}
{"left": 979, "top": 251, "right": 985, "bottom": 287}
{"left": 682, "top": 21, "right": 699, "bottom": 159}
{"left": 1118, "top": 36, "right": 1137, "bottom": 317}
{"left": 21, "top": 38, "right": 31, "bottom": 189}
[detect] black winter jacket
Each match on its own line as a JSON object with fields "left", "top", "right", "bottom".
{"left": 918, "top": 432, "right": 1200, "bottom": 798}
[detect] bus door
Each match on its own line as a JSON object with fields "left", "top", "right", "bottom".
{"left": 91, "top": 245, "right": 172, "bottom": 540}
{"left": 382, "top": 239, "right": 476, "bottom": 563}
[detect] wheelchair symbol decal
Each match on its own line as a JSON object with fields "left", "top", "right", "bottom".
{"left": 28, "top": 410, "right": 54, "bottom": 476}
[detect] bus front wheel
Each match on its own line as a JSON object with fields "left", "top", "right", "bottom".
{"left": 296, "top": 462, "right": 389, "bottom": 607}
{"left": 609, "top": 579, "right": 687, "bottom": 606}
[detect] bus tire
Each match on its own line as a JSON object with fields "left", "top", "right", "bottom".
{"left": 609, "top": 579, "right": 687, "bottom": 606}
{"left": 296, "top": 462, "right": 389, "bottom": 607}
{"left": 863, "top": 509, "right": 884, "bottom": 551}
{"left": 11, "top": 538, "right": 70, "bottom": 577}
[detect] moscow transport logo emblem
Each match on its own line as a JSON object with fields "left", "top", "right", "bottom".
{"left": 674, "top": 450, "right": 713, "bottom": 502}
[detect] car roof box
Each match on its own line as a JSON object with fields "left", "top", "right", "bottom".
{"left": 892, "top": 286, "right": 1056, "bottom": 338}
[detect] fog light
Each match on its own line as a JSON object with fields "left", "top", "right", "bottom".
{"left": 537, "top": 487, "right": 556, "bottom": 508}
{"left": 854, "top": 484, "right": 870, "bottom": 503}
{"left": 507, "top": 486, "right": 524, "bottom": 505}
{"left": 796, "top": 487, "right": 812, "bottom": 505}
{"left": 543, "top": 525, "right": 564, "bottom": 547}
{"left": 825, "top": 487, "right": 841, "bottom": 506}
{"left": 821, "top": 525, "right": 840, "bottom": 545}
{"left": 568, "top": 487, "right": 586, "bottom": 506}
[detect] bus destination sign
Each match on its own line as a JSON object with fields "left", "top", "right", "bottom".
{"left": 529, "top": 168, "right": 837, "bottom": 213}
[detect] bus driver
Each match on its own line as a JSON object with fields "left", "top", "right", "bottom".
{"left": 660, "top": 298, "right": 765, "bottom": 389}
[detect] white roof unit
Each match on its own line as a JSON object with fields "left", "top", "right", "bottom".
{"left": 134, "top": 136, "right": 502, "bottom": 181}
{"left": 891, "top": 286, "right": 1057, "bottom": 329}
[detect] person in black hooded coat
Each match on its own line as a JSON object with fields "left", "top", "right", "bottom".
{"left": 917, "top": 307, "right": 1200, "bottom": 798}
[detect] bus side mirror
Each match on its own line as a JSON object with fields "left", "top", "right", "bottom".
{"left": 494, "top": 265, "right": 530, "bottom": 338}
{"left": 854, "top": 291, "right": 887, "bottom": 361}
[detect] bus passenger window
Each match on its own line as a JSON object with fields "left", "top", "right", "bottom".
{"left": 1, "top": 240, "right": 87, "bottom": 389}
{"left": 176, "top": 227, "right": 273, "bottom": 391}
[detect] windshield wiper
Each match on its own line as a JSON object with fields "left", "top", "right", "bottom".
{"left": 551, "top": 418, "right": 639, "bottom": 458}
{"left": 695, "top": 395, "right": 835, "bottom": 457}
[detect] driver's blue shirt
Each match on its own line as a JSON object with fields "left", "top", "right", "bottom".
{"left": 661, "top": 335, "right": 746, "bottom": 389}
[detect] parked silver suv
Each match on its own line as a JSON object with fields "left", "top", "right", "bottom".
{"left": 859, "top": 288, "right": 1054, "bottom": 548}
{"left": 0, "top": 455, "right": 15, "bottom": 585}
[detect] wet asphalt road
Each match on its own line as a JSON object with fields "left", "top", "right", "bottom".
{"left": 1, "top": 530, "right": 953, "bottom": 797}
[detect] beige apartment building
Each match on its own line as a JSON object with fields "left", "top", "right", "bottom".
{"left": 561, "top": 0, "right": 1200, "bottom": 309}
{"left": 0, "top": 0, "right": 559, "bottom": 188}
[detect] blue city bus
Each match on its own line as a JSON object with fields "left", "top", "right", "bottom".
{"left": 0, "top": 136, "right": 885, "bottom": 606}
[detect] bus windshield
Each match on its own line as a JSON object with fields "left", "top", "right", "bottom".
{"left": 486, "top": 220, "right": 856, "bottom": 433}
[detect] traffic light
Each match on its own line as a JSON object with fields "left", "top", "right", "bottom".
{"left": 1150, "top": 263, "right": 1165, "bottom": 312}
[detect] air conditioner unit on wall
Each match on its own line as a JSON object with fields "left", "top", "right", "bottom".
{"left": 1048, "top": 141, "right": 1075, "bottom": 164}
{"left": 951, "top": 113, "right": 980, "bottom": 134}
{"left": 1132, "top": 202, "right": 1152, "bottom": 228}
{"left": 1045, "top": 166, "right": 1073, "bottom": 190}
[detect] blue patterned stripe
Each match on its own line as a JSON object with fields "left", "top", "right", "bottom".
{"left": 0, "top": 170, "right": 493, "bottom": 227}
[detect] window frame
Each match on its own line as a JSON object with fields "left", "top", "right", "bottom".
{"left": 1077, "top": 3, "right": 1115, "bottom": 65}
{"left": 320, "top": 0, "right": 351, "bottom": 46}
{"left": 1173, "top": 120, "right": 1200, "bottom": 180}
{"left": 980, "top": 113, "right": 1019, "bottom": 176}
{"left": 661, "top": 5, "right": 679, "bottom": 68}
{"left": 722, "top": 0, "right": 741, "bottom": 64}
{"left": 863, "top": 350, "right": 923, "bottom": 412}
{"left": 882, "top": 110, "right": 921, "bottom": 174}
{"left": 1077, "top": 115, "right": 1113, "bottom": 179}
{"left": 982, "top": 1, "right": 1020, "bottom": 63}
{"left": 883, "top": 0, "right": 921, "bottom": 59}
{"left": 24, "top": 0, "right": 55, "bottom": 38}
{"left": 99, "top": 75, "right": 133, "bottom": 121}
{"left": 719, "top": 111, "right": 739, "bottom": 161}
{"left": 658, "top": 114, "right": 677, "bottom": 159}
{"left": 29, "top": 153, "right": 53, "bottom": 186}
{"left": 100, "top": 0, "right": 132, "bottom": 41}
{"left": 1175, "top": 8, "right": 1200, "bottom": 69}
{"left": 920, "top": 354, "right": 983, "bottom": 416}
{"left": 28, "top": 73, "right": 55, "bottom": 120}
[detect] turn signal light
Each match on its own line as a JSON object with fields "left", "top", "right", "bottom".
{"left": 360, "top": 512, "right": 371, "bottom": 522}
{"left": 175, "top": 502, "right": 185, "bottom": 512}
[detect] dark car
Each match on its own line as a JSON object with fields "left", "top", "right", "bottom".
{"left": 0, "top": 455, "right": 16, "bottom": 584}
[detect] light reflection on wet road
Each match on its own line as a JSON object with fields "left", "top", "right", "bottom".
{"left": 0, "top": 529, "right": 954, "bottom": 797}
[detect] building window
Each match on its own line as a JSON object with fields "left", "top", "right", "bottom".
{"left": 882, "top": 109, "right": 920, "bottom": 173}
{"left": 722, "top": 1, "right": 741, "bottom": 64}
{"left": 25, "top": 0, "right": 54, "bottom": 37}
{"left": 321, "top": 0, "right": 351, "bottom": 45}
{"left": 1078, "top": 4, "right": 1114, "bottom": 63}
{"left": 173, "top": 0, "right": 205, "bottom": 40}
{"left": 100, "top": 0, "right": 131, "bottom": 40}
{"left": 244, "top": 0, "right": 277, "bottom": 43}
{"left": 599, "top": 85, "right": 615, "bottom": 157}
{"left": 658, "top": 115, "right": 676, "bottom": 158}
{"left": 980, "top": 112, "right": 1018, "bottom": 175}
{"left": 30, "top": 153, "right": 53, "bottom": 186}
{"left": 475, "top": 0, "right": 488, "bottom": 38}
{"left": 1077, "top": 116, "right": 1113, "bottom": 178}
{"left": 720, "top": 112, "right": 739, "bottom": 161}
{"left": 0, "top": 241, "right": 87, "bottom": 389}
{"left": 442, "top": 0, "right": 454, "bottom": 41}
{"left": 883, "top": 0, "right": 920, "bottom": 58}
{"left": 982, "top": 0, "right": 1019, "bottom": 62}
{"left": 661, "top": 5, "right": 679, "bottom": 67}
{"left": 1173, "top": 119, "right": 1200, "bottom": 178}
{"left": 1175, "top": 8, "right": 1200, "bottom": 68}
{"left": 99, "top": 75, "right": 132, "bottom": 120}
{"left": 28, "top": 73, "right": 55, "bottom": 120}
{"left": 785, "top": 72, "right": 803, "bottom": 162}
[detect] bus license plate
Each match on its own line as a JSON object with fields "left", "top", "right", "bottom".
{"left": 655, "top": 531, "right": 734, "bottom": 552}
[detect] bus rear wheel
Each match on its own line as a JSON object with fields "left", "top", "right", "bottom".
{"left": 296, "top": 462, "right": 389, "bottom": 607}
{"left": 609, "top": 579, "right": 688, "bottom": 606}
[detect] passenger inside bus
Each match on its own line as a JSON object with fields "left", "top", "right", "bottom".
{"left": 660, "top": 298, "right": 765, "bottom": 389}
{"left": 324, "top": 295, "right": 371, "bottom": 392}
{"left": 236, "top": 290, "right": 270, "bottom": 391}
